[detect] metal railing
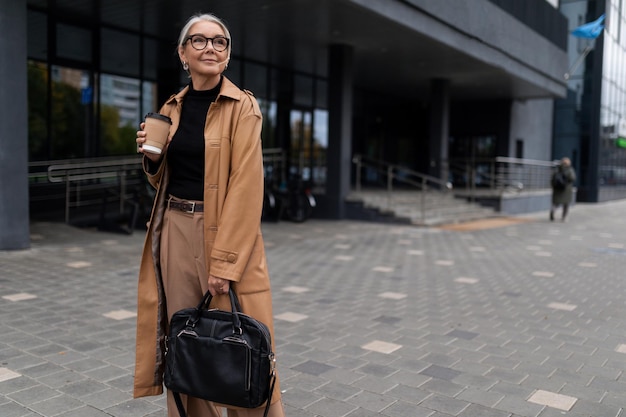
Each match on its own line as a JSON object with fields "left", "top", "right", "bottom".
{"left": 30, "top": 150, "right": 289, "bottom": 225}
{"left": 494, "top": 156, "right": 555, "bottom": 190}
{"left": 353, "top": 154, "right": 452, "bottom": 192}
{"left": 448, "top": 156, "right": 556, "bottom": 199}
{"left": 351, "top": 154, "right": 453, "bottom": 224}
{"left": 351, "top": 154, "right": 557, "bottom": 220}
{"left": 262, "top": 148, "right": 287, "bottom": 187}
{"left": 29, "top": 156, "right": 144, "bottom": 223}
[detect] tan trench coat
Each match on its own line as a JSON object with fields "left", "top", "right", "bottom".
{"left": 133, "top": 77, "right": 281, "bottom": 406}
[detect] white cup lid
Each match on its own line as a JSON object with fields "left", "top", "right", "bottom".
{"left": 142, "top": 144, "right": 163, "bottom": 154}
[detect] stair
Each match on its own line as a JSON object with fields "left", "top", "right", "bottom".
{"left": 346, "top": 189, "right": 500, "bottom": 226}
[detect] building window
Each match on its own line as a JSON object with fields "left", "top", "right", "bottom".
{"left": 294, "top": 74, "right": 314, "bottom": 107}
{"left": 57, "top": 23, "right": 92, "bottom": 62}
{"left": 101, "top": 28, "right": 140, "bottom": 77}
{"left": 100, "top": 74, "right": 155, "bottom": 156}
{"left": 27, "top": 10, "right": 47, "bottom": 61}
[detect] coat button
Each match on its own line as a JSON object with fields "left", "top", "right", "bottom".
{"left": 227, "top": 254, "right": 236, "bottom": 263}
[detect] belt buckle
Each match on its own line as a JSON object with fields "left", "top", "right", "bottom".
{"left": 184, "top": 202, "right": 195, "bottom": 213}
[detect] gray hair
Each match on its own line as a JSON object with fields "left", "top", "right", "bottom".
{"left": 177, "top": 13, "right": 232, "bottom": 56}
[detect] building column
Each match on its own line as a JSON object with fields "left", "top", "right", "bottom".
{"left": 0, "top": 0, "right": 30, "bottom": 250}
{"left": 428, "top": 79, "right": 450, "bottom": 184}
{"left": 326, "top": 44, "right": 354, "bottom": 219}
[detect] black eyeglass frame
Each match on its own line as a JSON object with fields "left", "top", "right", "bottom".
{"left": 183, "top": 34, "right": 230, "bottom": 52}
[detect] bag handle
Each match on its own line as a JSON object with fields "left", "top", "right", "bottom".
{"left": 198, "top": 288, "right": 243, "bottom": 312}
{"left": 187, "top": 289, "right": 243, "bottom": 334}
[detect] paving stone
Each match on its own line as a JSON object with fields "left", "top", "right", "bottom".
{"left": 489, "top": 381, "right": 536, "bottom": 398}
{"left": 314, "top": 381, "right": 361, "bottom": 401}
{"left": 419, "top": 393, "right": 470, "bottom": 415}
{"left": 386, "top": 384, "right": 431, "bottom": 404}
{"left": 457, "top": 387, "right": 504, "bottom": 408}
{"left": 568, "top": 398, "right": 622, "bottom": 416}
{"left": 458, "top": 403, "right": 512, "bottom": 417}
{"left": 59, "top": 380, "right": 109, "bottom": 398}
{"left": 83, "top": 364, "right": 131, "bottom": 384}
{"left": 8, "top": 383, "right": 62, "bottom": 405}
{"left": 279, "top": 387, "right": 323, "bottom": 409}
{"left": 0, "top": 368, "right": 21, "bottom": 383}
{"left": 485, "top": 367, "right": 527, "bottom": 384}
{"left": 0, "top": 375, "right": 38, "bottom": 394}
{"left": 103, "top": 399, "right": 161, "bottom": 417}
{"left": 357, "top": 363, "right": 397, "bottom": 378}
{"left": 347, "top": 390, "right": 397, "bottom": 413}
{"left": 352, "top": 374, "right": 399, "bottom": 394}
{"left": 382, "top": 400, "right": 439, "bottom": 417}
{"left": 0, "top": 400, "right": 37, "bottom": 417}
{"left": 1, "top": 202, "right": 626, "bottom": 415}
{"left": 61, "top": 406, "right": 118, "bottom": 417}
{"left": 419, "top": 364, "right": 462, "bottom": 381}
{"left": 345, "top": 408, "right": 382, "bottom": 417}
{"left": 18, "top": 362, "right": 64, "bottom": 379}
{"left": 419, "top": 378, "right": 465, "bottom": 397}
{"left": 81, "top": 387, "right": 133, "bottom": 409}
{"left": 292, "top": 360, "right": 335, "bottom": 376}
{"left": 27, "top": 394, "right": 85, "bottom": 416}
{"left": 495, "top": 394, "right": 545, "bottom": 416}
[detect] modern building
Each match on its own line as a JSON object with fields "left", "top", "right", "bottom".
{"left": 0, "top": 0, "right": 587, "bottom": 249}
{"left": 557, "top": 0, "right": 626, "bottom": 203}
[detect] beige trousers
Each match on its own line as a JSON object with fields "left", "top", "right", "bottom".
{"left": 161, "top": 206, "right": 285, "bottom": 417}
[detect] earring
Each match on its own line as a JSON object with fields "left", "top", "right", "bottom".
{"left": 182, "top": 61, "right": 189, "bottom": 71}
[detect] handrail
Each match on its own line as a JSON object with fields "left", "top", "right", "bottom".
{"left": 352, "top": 154, "right": 558, "bottom": 222}
{"left": 494, "top": 156, "right": 556, "bottom": 192}
{"left": 352, "top": 154, "right": 452, "bottom": 192}
{"left": 351, "top": 154, "right": 452, "bottom": 224}
{"left": 47, "top": 156, "right": 142, "bottom": 183}
{"left": 495, "top": 156, "right": 556, "bottom": 167}
{"left": 448, "top": 156, "right": 557, "bottom": 201}
{"left": 30, "top": 156, "right": 144, "bottom": 223}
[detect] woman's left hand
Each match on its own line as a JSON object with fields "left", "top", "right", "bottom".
{"left": 208, "top": 274, "right": 230, "bottom": 296}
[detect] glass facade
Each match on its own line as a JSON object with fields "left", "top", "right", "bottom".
{"left": 556, "top": 0, "right": 626, "bottom": 202}
{"left": 26, "top": 7, "right": 329, "bottom": 194}
{"left": 599, "top": 0, "right": 626, "bottom": 198}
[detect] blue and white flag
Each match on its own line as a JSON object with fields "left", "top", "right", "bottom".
{"left": 571, "top": 14, "right": 605, "bottom": 39}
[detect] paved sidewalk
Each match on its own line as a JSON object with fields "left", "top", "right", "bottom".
{"left": 1, "top": 201, "right": 626, "bottom": 416}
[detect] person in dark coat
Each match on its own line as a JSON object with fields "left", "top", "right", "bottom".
{"left": 550, "top": 157, "right": 576, "bottom": 222}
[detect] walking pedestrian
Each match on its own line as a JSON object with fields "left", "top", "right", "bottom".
{"left": 550, "top": 157, "right": 576, "bottom": 222}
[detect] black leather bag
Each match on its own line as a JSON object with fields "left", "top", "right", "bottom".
{"left": 164, "top": 289, "right": 276, "bottom": 417}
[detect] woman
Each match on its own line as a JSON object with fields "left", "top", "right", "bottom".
{"left": 133, "top": 13, "right": 284, "bottom": 417}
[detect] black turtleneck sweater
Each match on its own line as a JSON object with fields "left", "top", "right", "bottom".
{"left": 166, "top": 79, "right": 221, "bottom": 201}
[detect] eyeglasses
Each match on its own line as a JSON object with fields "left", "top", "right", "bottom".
{"left": 184, "top": 34, "right": 230, "bottom": 52}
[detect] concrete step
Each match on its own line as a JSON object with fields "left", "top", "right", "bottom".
{"left": 346, "top": 190, "right": 499, "bottom": 226}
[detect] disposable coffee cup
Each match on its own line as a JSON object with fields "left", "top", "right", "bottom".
{"left": 142, "top": 113, "right": 172, "bottom": 154}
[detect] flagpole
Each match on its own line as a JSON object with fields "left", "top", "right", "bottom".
{"left": 564, "top": 44, "right": 593, "bottom": 80}
{"left": 565, "top": 14, "right": 605, "bottom": 79}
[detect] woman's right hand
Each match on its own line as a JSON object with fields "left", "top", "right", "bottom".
{"left": 136, "top": 122, "right": 162, "bottom": 163}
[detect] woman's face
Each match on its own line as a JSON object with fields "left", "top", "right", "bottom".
{"left": 179, "top": 20, "right": 229, "bottom": 87}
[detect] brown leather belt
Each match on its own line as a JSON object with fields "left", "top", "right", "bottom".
{"left": 168, "top": 199, "right": 204, "bottom": 213}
